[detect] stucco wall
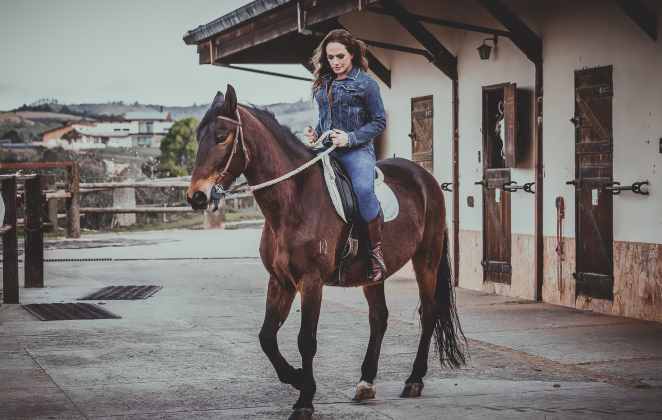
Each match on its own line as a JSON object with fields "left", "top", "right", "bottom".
{"left": 339, "top": 0, "right": 661, "bottom": 316}
{"left": 540, "top": 0, "right": 662, "bottom": 244}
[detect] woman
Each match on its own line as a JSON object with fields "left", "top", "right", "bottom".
{"left": 305, "top": 29, "right": 387, "bottom": 283}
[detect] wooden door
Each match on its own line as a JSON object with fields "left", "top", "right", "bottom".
{"left": 411, "top": 96, "right": 433, "bottom": 173}
{"left": 481, "top": 84, "right": 514, "bottom": 284}
{"left": 573, "top": 66, "right": 614, "bottom": 300}
{"left": 483, "top": 168, "right": 512, "bottom": 283}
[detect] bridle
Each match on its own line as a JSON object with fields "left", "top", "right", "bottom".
{"left": 210, "top": 108, "right": 336, "bottom": 201}
{"left": 214, "top": 109, "right": 250, "bottom": 194}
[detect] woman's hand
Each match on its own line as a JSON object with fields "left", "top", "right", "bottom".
{"left": 330, "top": 129, "right": 350, "bottom": 147}
{"left": 304, "top": 126, "right": 318, "bottom": 144}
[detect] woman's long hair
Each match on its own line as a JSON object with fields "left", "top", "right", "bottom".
{"left": 310, "top": 29, "right": 369, "bottom": 91}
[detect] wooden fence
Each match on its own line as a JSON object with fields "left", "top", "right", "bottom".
{"left": 1, "top": 174, "right": 44, "bottom": 304}
{"left": 0, "top": 161, "right": 80, "bottom": 238}
{"left": 0, "top": 161, "right": 256, "bottom": 237}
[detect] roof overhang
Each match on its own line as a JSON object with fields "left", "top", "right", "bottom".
{"left": 183, "top": 0, "right": 390, "bottom": 85}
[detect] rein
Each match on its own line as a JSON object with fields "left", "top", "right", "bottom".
{"left": 212, "top": 109, "right": 336, "bottom": 196}
{"left": 248, "top": 131, "right": 336, "bottom": 192}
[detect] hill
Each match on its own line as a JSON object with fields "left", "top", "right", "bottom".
{"left": 2, "top": 98, "right": 315, "bottom": 144}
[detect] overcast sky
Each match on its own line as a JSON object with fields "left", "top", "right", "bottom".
{"left": 0, "top": 0, "right": 313, "bottom": 110}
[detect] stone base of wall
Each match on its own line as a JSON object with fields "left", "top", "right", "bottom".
{"left": 544, "top": 237, "right": 662, "bottom": 323}
{"left": 457, "top": 230, "right": 536, "bottom": 300}
{"left": 457, "top": 229, "right": 662, "bottom": 323}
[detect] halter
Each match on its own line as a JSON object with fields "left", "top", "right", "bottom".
{"left": 211, "top": 109, "right": 336, "bottom": 200}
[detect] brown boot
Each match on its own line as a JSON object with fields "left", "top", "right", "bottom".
{"left": 366, "top": 212, "right": 386, "bottom": 282}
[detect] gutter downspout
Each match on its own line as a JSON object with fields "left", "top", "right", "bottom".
{"left": 534, "top": 61, "right": 544, "bottom": 301}
{"left": 452, "top": 79, "right": 460, "bottom": 286}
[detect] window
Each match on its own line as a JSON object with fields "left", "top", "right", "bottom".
{"left": 139, "top": 121, "right": 154, "bottom": 134}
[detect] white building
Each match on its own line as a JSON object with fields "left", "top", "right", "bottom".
{"left": 41, "top": 110, "right": 174, "bottom": 149}
{"left": 184, "top": 0, "right": 662, "bottom": 322}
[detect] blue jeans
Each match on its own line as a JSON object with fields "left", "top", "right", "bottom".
{"left": 333, "top": 145, "right": 380, "bottom": 222}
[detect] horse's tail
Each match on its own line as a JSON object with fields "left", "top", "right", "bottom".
{"left": 433, "top": 228, "right": 467, "bottom": 368}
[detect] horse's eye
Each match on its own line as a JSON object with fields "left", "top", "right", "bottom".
{"left": 216, "top": 129, "right": 230, "bottom": 143}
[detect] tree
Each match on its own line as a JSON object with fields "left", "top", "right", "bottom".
{"left": 159, "top": 117, "right": 198, "bottom": 177}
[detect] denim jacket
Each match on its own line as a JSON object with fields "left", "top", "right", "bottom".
{"left": 314, "top": 67, "right": 386, "bottom": 148}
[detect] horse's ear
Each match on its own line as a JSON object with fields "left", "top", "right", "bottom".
{"left": 222, "top": 84, "right": 237, "bottom": 115}
{"left": 212, "top": 90, "right": 224, "bottom": 106}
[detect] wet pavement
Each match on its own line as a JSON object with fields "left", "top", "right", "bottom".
{"left": 1, "top": 228, "right": 662, "bottom": 419}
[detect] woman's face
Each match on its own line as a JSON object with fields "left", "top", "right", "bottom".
{"left": 326, "top": 41, "right": 354, "bottom": 78}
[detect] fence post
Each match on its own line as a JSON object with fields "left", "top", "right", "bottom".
{"left": 2, "top": 177, "right": 19, "bottom": 304}
{"left": 66, "top": 162, "right": 80, "bottom": 238}
{"left": 24, "top": 175, "right": 44, "bottom": 288}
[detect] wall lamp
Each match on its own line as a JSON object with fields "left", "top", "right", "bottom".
{"left": 477, "top": 35, "right": 498, "bottom": 60}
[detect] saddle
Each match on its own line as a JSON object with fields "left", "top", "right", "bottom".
{"left": 321, "top": 154, "right": 399, "bottom": 225}
{"left": 320, "top": 155, "right": 399, "bottom": 286}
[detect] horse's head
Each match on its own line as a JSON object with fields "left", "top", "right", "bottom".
{"left": 187, "top": 84, "right": 247, "bottom": 210}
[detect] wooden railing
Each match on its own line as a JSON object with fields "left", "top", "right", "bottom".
{"left": 1, "top": 174, "right": 44, "bottom": 304}
{"left": 0, "top": 161, "right": 79, "bottom": 238}
{"left": 0, "top": 161, "right": 257, "bottom": 238}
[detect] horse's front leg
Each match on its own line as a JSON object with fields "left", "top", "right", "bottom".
{"left": 290, "top": 276, "right": 323, "bottom": 420}
{"left": 354, "top": 283, "right": 388, "bottom": 401}
{"left": 258, "top": 276, "right": 302, "bottom": 389}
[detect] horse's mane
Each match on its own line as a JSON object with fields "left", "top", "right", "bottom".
{"left": 244, "top": 105, "right": 313, "bottom": 161}
{"left": 197, "top": 96, "right": 313, "bottom": 162}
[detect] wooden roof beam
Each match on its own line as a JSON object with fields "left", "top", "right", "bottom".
{"left": 616, "top": 0, "right": 657, "bottom": 41}
{"left": 475, "top": 0, "right": 542, "bottom": 64}
{"left": 366, "top": 5, "right": 510, "bottom": 37}
{"left": 379, "top": 0, "right": 457, "bottom": 80}
{"left": 216, "top": 64, "right": 313, "bottom": 82}
{"left": 365, "top": 50, "right": 392, "bottom": 87}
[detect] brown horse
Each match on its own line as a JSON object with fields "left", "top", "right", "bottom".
{"left": 187, "top": 85, "right": 465, "bottom": 420}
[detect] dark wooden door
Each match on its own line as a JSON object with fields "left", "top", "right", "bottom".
{"left": 411, "top": 96, "right": 433, "bottom": 173}
{"left": 481, "top": 84, "right": 515, "bottom": 284}
{"left": 483, "top": 168, "right": 512, "bottom": 283}
{"left": 573, "top": 66, "right": 614, "bottom": 300}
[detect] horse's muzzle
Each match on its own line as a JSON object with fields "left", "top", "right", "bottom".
{"left": 189, "top": 191, "right": 209, "bottom": 210}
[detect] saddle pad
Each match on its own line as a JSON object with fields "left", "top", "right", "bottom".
{"left": 374, "top": 167, "right": 399, "bottom": 222}
{"left": 321, "top": 155, "right": 399, "bottom": 223}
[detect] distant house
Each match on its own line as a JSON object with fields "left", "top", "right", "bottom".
{"left": 63, "top": 122, "right": 133, "bottom": 149}
{"left": 123, "top": 110, "right": 173, "bottom": 149}
{"left": 40, "top": 121, "right": 97, "bottom": 148}
{"left": 39, "top": 110, "right": 174, "bottom": 150}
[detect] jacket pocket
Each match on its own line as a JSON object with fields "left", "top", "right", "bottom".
{"left": 337, "top": 85, "right": 361, "bottom": 129}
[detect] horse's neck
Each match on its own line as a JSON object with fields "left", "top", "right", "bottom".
{"left": 243, "top": 120, "right": 320, "bottom": 223}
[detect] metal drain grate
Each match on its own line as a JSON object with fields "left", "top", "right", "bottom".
{"left": 23, "top": 303, "right": 121, "bottom": 321}
{"left": 78, "top": 285, "right": 162, "bottom": 300}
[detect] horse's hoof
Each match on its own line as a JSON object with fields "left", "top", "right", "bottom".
{"left": 353, "top": 380, "right": 376, "bottom": 401}
{"left": 400, "top": 381, "right": 424, "bottom": 398}
{"left": 288, "top": 407, "right": 314, "bottom": 420}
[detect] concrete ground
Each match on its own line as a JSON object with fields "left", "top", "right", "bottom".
{"left": 1, "top": 228, "right": 662, "bottom": 419}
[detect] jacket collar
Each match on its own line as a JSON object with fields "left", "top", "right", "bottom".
{"left": 324, "top": 66, "right": 361, "bottom": 82}
{"left": 347, "top": 66, "right": 360, "bottom": 80}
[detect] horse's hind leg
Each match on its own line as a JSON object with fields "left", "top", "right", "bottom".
{"left": 259, "top": 276, "right": 302, "bottom": 389}
{"left": 401, "top": 251, "right": 439, "bottom": 398}
{"left": 353, "top": 283, "right": 388, "bottom": 401}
